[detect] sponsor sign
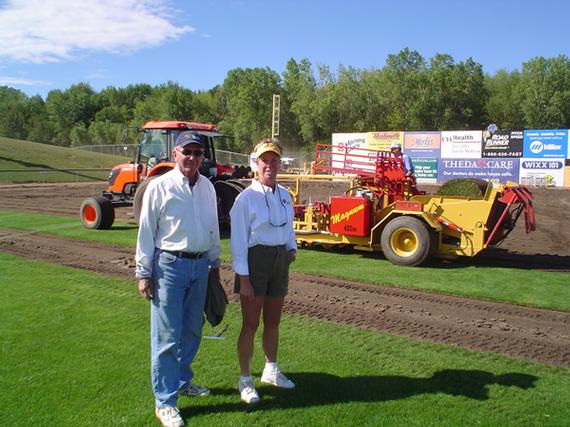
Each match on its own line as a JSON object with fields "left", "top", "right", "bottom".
{"left": 437, "top": 158, "right": 519, "bottom": 183}
{"left": 366, "top": 131, "right": 403, "bottom": 152}
{"left": 331, "top": 133, "right": 367, "bottom": 173}
{"left": 520, "top": 158, "right": 565, "bottom": 187}
{"left": 523, "top": 129, "right": 568, "bottom": 158}
{"left": 482, "top": 130, "right": 523, "bottom": 158}
{"left": 441, "top": 131, "right": 482, "bottom": 158}
{"left": 404, "top": 132, "right": 441, "bottom": 157}
{"left": 412, "top": 157, "right": 438, "bottom": 183}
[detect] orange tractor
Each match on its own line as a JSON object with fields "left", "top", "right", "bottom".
{"left": 80, "top": 120, "right": 248, "bottom": 229}
{"left": 291, "top": 144, "right": 536, "bottom": 266}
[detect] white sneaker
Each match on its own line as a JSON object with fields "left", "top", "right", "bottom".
{"left": 179, "top": 382, "right": 210, "bottom": 397}
{"left": 238, "top": 378, "right": 260, "bottom": 404}
{"left": 155, "top": 405, "right": 185, "bottom": 427}
{"left": 261, "top": 368, "right": 295, "bottom": 389}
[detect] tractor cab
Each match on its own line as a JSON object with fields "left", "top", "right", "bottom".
{"left": 137, "top": 121, "right": 220, "bottom": 179}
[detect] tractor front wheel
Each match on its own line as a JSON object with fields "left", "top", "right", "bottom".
{"left": 80, "top": 196, "right": 115, "bottom": 229}
{"left": 380, "top": 216, "right": 433, "bottom": 266}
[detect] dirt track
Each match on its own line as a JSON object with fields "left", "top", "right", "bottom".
{"left": 1, "top": 182, "right": 570, "bottom": 368}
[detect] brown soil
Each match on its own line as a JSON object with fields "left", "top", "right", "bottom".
{"left": 1, "top": 182, "right": 569, "bottom": 368}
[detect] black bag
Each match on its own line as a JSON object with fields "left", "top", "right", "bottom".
{"left": 204, "top": 274, "right": 228, "bottom": 327}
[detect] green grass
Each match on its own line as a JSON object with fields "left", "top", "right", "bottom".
{"left": 2, "top": 209, "right": 570, "bottom": 311}
{"left": 1, "top": 252, "right": 569, "bottom": 426}
{"left": 0, "top": 136, "right": 126, "bottom": 182}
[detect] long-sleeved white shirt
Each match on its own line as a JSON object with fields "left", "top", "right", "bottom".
{"left": 135, "top": 167, "right": 221, "bottom": 279}
{"left": 230, "top": 179, "right": 297, "bottom": 276}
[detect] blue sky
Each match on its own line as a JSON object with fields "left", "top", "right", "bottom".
{"left": 0, "top": 0, "right": 568, "bottom": 99}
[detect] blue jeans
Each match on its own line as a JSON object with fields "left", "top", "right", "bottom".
{"left": 150, "top": 250, "right": 209, "bottom": 407}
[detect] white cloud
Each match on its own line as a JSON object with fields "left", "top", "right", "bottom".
{"left": 0, "top": 75, "right": 50, "bottom": 86}
{"left": 0, "top": 0, "right": 194, "bottom": 63}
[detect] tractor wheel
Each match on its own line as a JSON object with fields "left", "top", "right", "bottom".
{"left": 214, "top": 179, "right": 244, "bottom": 229}
{"left": 380, "top": 216, "right": 433, "bottom": 266}
{"left": 133, "top": 176, "right": 157, "bottom": 225}
{"left": 80, "top": 196, "right": 115, "bottom": 229}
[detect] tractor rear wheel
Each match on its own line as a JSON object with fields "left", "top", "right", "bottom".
{"left": 133, "top": 176, "right": 157, "bottom": 225}
{"left": 380, "top": 216, "right": 433, "bottom": 266}
{"left": 214, "top": 179, "right": 245, "bottom": 229}
{"left": 80, "top": 196, "right": 115, "bottom": 229}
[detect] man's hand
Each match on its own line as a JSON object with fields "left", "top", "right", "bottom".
{"left": 138, "top": 278, "right": 153, "bottom": 300}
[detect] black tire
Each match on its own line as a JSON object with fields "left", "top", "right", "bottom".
{"left": 380, "top": 216, "right": 433, "bottom": 266}
{"left": 214, "top": 179, "right": 243, "bottom": 229}
{"left": 133, "top": 176, "right": 157, "bottom": 225}
{"left": 80, "top": 196, "right": 115, "bottom": 230}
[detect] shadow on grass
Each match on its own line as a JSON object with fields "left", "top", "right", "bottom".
{"left": 183, "top": 369, "right": 537, "bottom": 416}
{"left": 311, "top": 243, "right": 570, "bottom": 273}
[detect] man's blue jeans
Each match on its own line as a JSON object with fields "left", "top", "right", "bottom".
{"left": 150, "top": 250, "right": 209, "bottom": 407}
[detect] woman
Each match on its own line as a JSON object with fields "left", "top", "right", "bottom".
{"left": 230, "top": 138, "right": 297, "bottom": 404}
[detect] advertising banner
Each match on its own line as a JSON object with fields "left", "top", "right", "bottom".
{"left": 437, "top": 158, "right": 519, "bottom": 183}
{"left": 331, "top": 133, "right": 367, "bottom": 173}
{"left": 520, "top": 158, "right": 565, "bottom": 187}
{"left": 523, "top": 129, "right": 568, "bottom": 158}
{"left": 441, "top": 131, "right": 482, "bottom": 158}
{"left": 366, "top": 131, "right": 403, "bottom": 152}
{"left": 482, "top": 130, "right": 523, "bottom": 158}
{"left": 412, "top": 158, "right": 438, "bottom": 183}
{"left": 404, "top": 132, "right": 441, "bottom": 157}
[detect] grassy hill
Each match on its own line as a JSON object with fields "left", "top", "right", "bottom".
{"left": 0, "top": 137, "right": 129, "bottom": 183}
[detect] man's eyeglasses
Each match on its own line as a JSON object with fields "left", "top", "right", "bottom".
{"left": 263, "top": 186, "right": 288, "bottom": 227}
{"left": 179, "top": 148, "right": 204, "bottom": 157}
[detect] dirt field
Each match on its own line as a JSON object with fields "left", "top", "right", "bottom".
{"left": 1, "top": 181, "right": 569, "bottom": 368}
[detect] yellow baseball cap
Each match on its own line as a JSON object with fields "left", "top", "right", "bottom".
{"left": 253, "top": 140, "right": 282, "bottom": 157}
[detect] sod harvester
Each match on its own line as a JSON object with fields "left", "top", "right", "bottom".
{"left": 291, "top": 144, "right": 536, "bottom": 266}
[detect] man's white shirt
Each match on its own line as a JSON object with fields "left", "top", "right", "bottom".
{"left": 135, "top": 167, "right": 221, "bottom": 279}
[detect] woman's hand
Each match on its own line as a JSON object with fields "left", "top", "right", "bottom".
{"left": 239, "top": 275, "right": 255, "bottom": 301}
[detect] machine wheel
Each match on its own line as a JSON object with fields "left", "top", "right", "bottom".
{"left": 214, "top": 179, "right": 244, "bottom": 229}
{"left": 133, "top": 176, "right": 157, "bottom": 225}
{"left": 80, "top": 196, "right": 115, "bottom": 229}
{"left": 380, "top": 216, "right": 433, "bottom": 266}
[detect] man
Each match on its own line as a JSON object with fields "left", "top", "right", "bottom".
{"left": 390, "top": 141, "right": 414, "bottom": 177}
{"left": 136, "top": 131, "right": 221, "bottom": 427}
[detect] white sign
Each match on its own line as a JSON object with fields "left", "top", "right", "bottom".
{"left": 519, "top": 158, "right": 565, "bottom": 187}
{"left": 331, "top": 133, "right": 367, "bottom": 173}
{"left": 440, "top": 131, "right": 482, "bottom": 158}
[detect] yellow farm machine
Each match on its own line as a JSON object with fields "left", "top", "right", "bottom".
{"left": 290, "top": 144, "right": 536, "bottom": 266}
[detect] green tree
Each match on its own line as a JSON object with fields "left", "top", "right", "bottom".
{"left": 484, "top": 69, "right": 524, "bottom": 130}
{"left": 517, "top": 55, "right": 570, "bottom": 128}
{"left": 383, "top": 48, "right": 430, "bottom": 130}
{"left": 0, "top": 86, "right": 30, "bottom": 139}
{"left": 45, "top": 83, "right": 98, "bottom": 145}
{"left": 219, "top": 67, "right": 281, "bottom": 151}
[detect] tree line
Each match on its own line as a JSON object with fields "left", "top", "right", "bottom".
{"left": 1, "top": 49, "right": 569, "bottom": 155}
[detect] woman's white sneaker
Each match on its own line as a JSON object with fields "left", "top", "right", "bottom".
{"left": 261, "top": 368, "right": 295, "bottom": 389}
{"left": 238, "top": 378, "right": 260, "bottom": 404}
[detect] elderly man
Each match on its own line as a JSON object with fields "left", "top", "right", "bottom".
{"left": 136, "top": 131, "right": 221, "bottom": 427}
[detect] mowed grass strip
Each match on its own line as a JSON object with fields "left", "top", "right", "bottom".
{"left": 1, "top": 253, "right": 569, "bottom": 427}
{"left": 2, "top": 210, "right": 570, "bottom": 311}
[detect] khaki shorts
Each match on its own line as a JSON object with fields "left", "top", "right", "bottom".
{"left": 234, "top": 245, "right": 290, "bottom": 298}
